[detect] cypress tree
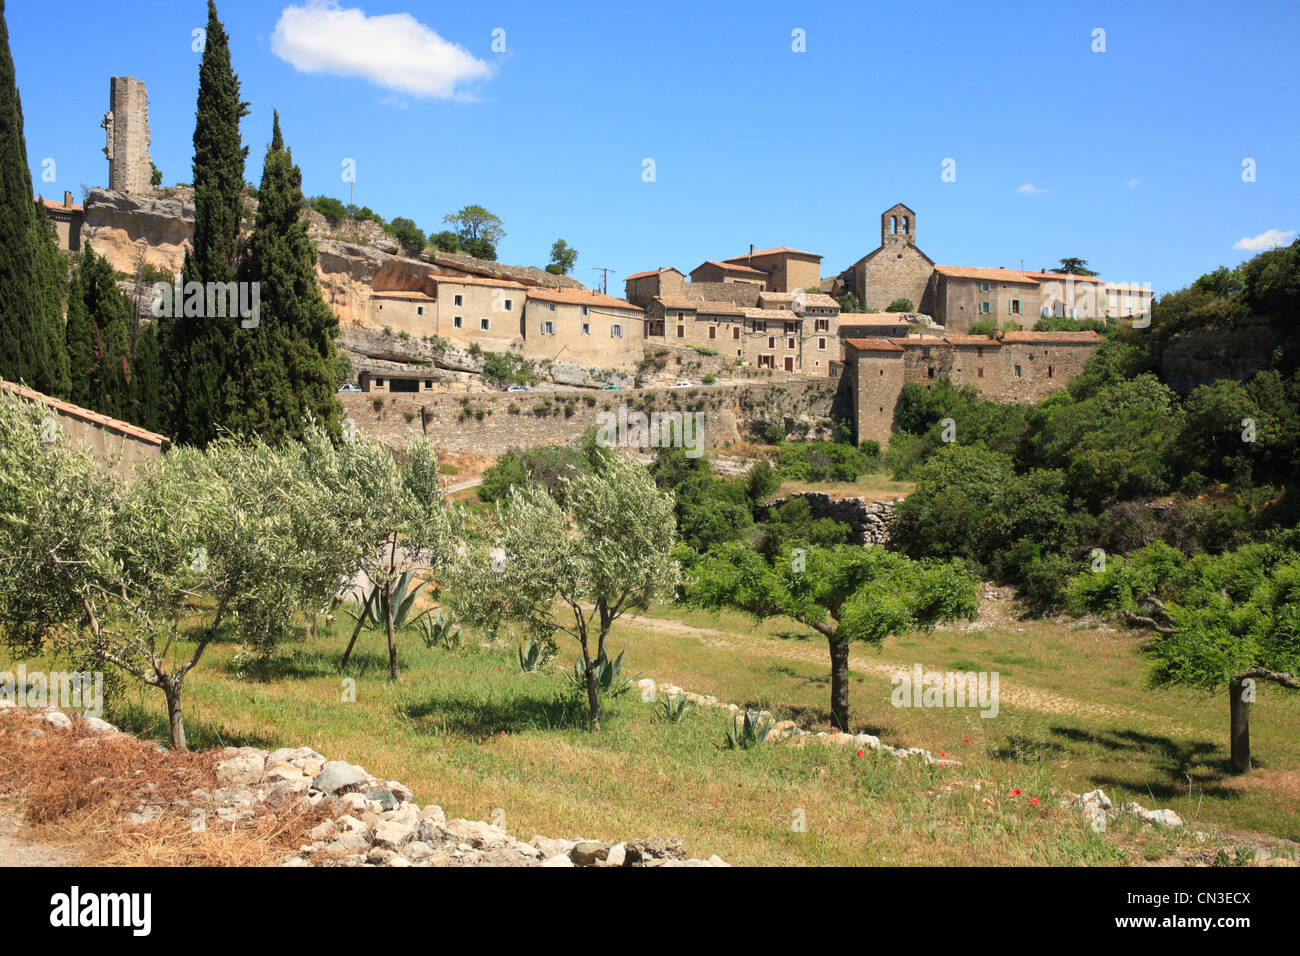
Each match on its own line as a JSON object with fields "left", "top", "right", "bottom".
{"left": 162, "top": 0, "right": 248, "bottom": 445}
{"left": 64, "top": 248, "right": 130, "bottom": 416}
{"left": 0, "top": 0, "right": 69, "bottom": 394}
{"left": 223, "top": 112, "right": 341, "bottom": 441}
{"left": 130, "top": 321, "right": 165, "bottom": 434}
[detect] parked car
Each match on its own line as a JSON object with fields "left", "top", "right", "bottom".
{"left": 337, "top": 383, "right": 361, "bottom": 393}
{"left": 506, "top": 385, "right": 532, "bottom": 393}
{"left": 669, "top": 380, "right": 695, "bottom": 389}
{"left": 599, "top": 384, "right": 620, "bottom": 390}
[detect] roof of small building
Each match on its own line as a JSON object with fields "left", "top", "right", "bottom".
{"left": 724, "top": 247, "right": 822, "bottom": 262}
{"left": 528, "top": 287, "right": 642, "bottom": 311}
{"left": 999, "top": 330, "right": 1101, "bottom": 344}
{"left": 890, "top": 335, "right": 947, "bottom": 346}
{"left": 759, "top": 291, "right": 841, "bottom": 310}
{"left": 742, "top": 307, "right": 798, "bottom": 320}
{"left": 945, "top": 335, "right": 1002, "bottom": 346}
{"left": 1, "top": 380, "right": 170, "bottom": 447}
{"left": 844, "top": 338, "right": 904, "bottom": 353}
{"left": 370, "top": 289, "right": 435, "bottom": 300}
{"left": 1020, "top": 270, "right": 1104, "bottom": 284}
{"left": 431, "top": 273, "right": 529, "bottom": 290}
{"left": 625, "top": 267, "right": 684, "bottom": 281}
{"left": 691, "top": 259, "right": 768, "bottom": 276}
{"left": 656, "top": 296, "right": 747, "bottom": 316}
{"left": 934, "top": 265, "right": 1041, "bottom": 284}
{"left": 36, "top": 196, "right": 83, "bottom": 213}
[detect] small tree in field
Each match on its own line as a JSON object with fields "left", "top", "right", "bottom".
{"left": 0, "top": 395, "right": 362, "bottom": 748}
{"left": 451, "top": 451, "right": 678, "bottom": 731}
{"left": 329, "top": 434, "right": 461, "bottom": 680}
{"left": 686, "top": 543, "right": 978, "bottom": 730}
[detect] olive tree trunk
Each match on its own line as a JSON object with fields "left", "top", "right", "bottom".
{"left": 1229, "top": 676, "right": 1251, "bottom": 773}
{"left": 828, "top": 637, "right": 851, "bottom": 732}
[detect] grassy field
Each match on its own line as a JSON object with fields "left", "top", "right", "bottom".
{"left": 773, "top": 474, "right": 915, "bottom": 500}
{"left": 4, "top": 589, "right": 1294, "bottom": 866}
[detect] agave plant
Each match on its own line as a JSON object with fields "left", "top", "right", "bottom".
{"left": 517, "top": 639, "right": 547, "bottom": 672}
{"left": 656, "top": 692, "right": 696, "bottom": 724}
{"left": 345, "top": 569, "right": 425, "bottom": 632}
{"left": 564, "top": 648, "right": 633, "bottom": 697}
{"left": 724, "top": 709, "right": 776, "bottom": 750}
{"left": 416, "top": 609, "right": 462, "bottom": 650}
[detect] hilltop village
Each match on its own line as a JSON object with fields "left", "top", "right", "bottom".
{"left": 49, "top": 76, "right": 1154, "bottom": 448}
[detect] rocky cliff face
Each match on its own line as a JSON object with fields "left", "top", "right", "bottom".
{"left": 80, "top": 188, "right": 196, "bottom": 275}
{"left": 1157, "top": 315, "right": 1285, "bottom": 395}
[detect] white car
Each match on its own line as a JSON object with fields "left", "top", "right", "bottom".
{"left": 337, "top": 383, "right": 361, "bottom": 393}
{"left": 506, "top": 385, "right": 532, "bottom": 393}
{"left": 669, "top": 380, "right": 695, "bottom": 389}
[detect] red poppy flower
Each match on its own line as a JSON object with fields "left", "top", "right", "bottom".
{"left": 856, "top": 750, "right": 864, "bottom": 757}
{"left": 1030, "top": 797, "right": 1039, "bottom": 806}
{"left": 1012, "top": 788, "right": 1021, "bottom": 796}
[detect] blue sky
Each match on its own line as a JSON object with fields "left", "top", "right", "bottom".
{"left": 11, "top": 0, "right": 1298, "bottom": 295}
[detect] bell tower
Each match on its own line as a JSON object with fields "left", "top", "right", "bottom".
{"left": 880, "top": 203, "right": 916, "bottom": 248}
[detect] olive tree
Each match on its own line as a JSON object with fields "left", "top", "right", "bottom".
{"left": 686, "top": 543, "right": 979, "bottom": 730}
{"left": 0, "top": 394, "right": 379, "bottom": 748}
{"left": 451, "top": 451, "right": 679, "bottom": 731}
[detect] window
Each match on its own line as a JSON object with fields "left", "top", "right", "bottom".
{"left": 611, "top": 325, "right": 622, "bottom": 338}
{"left": 977, "top": 367, "right": 984, "bottom": 378}
{"left": 921, "top": 347, "right": 931, "bottom": 358}
{"left": 815, "top": 319, "right": 829, "bottom": 332}
{"left": 424, "top": 379, "right": 433, "bottom": 388}
{"left": 504, "top": 299, "right": 513, "bottom": 311}
{"left": 1047, "top": 365, "right": 1055, "bottom": 378}
{"left": 737, "top": 349, "right": 742, "bottom": 357}
{"left": 979, "top": 281, "right": 991, "bottom": 292}
{"left": 708, "top": 326, "right": 716, "bottom": 339}
{"left": 977, "top": 347, "right": 984, "bottom": 357}
{"left": 818, "top": 337, "right": 826, "bottom": 350}
{"left": 374, "top": 377, "right": 384, "bottom": 387}
{"left": 787, "top": 338, "right": 795, "bottom": 350}
{"left": 453, "top": 294, "right": 463, "bottom": 307}
{"left": 1010, "top": 299, "right": 1022, "bottom": 315}
{"left": 979, "top": 302, "right": 991, "bottom": 314}
{"left": 1014, "top": 365, "right": 1022, "bottom": 378}
{"left": 677, "top": 325, "right": 685, "bottom": 338}
{"left": 784, "top": 321, "right": 798, "bottom": 334}
{"left": 480, "top": 318, "right": 490, "bottom": 331}
{"left": 581, "top": 323, "right": 590, "bottom": 335}
{"left": 732, "top": 327, "right": 740, "bottom": 340}
{"left": 927, "top": 367, "right": 935, "bottom": 379}
{"left": 580, "top": 306, "right": 587, "bottom": 315}
{"left": 547, "top": 303, "right": 555, "bottom": 311}
{"left": 753, "top": 320, "right": 766, "bottom": 333}
{"left": 417, "top": 306, "right": 424, "bottom": 316}
{"left": 453, "top": 316, "right": 463, "bottom": 329}
{"left": 768, "top": 336, "right": 776, "bottom": 349}
{"left": 540, "top": 321, "right": 555, "bottom": 335}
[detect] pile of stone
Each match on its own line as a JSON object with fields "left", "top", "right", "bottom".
{"left": 645, "top": 680, "right": 960, "bottom": 767}
{"left": 1061, "top": 787, "right": 1184, "bottom": 830}
{"left": 8, "top": 706, "right": 726, "bottom": 868}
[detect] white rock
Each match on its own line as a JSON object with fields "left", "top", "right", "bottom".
{"left": 41, "top": 711, "right": 72, "bottom": 732}
{"left": 215, "top": 753, "right": 265, "bottom": 787}
{"left": 605, "top": 843, "right": 626, "bottom": 867}
{"left": 540, "top": 853, "right": 574, "bottom": 867}
{"left": 372, "top": 820, "right": 417, "bottom": 849}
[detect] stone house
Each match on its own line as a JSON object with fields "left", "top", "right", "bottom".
{"left": 431, "top": 274, "right": 529, "bottom": 351}
{"left": 845, "top": 329, "right": 1101, "bottom": 446}
{"left": 720, "top": 246, "right": 823, "bottom": 293}
{"left": 758, "top": 291, "right": 842, "bottom": 372}
{"left": 624, "top": 267, "right": 686, "bottom": 308}
{"left": 688, "top": 259, "right": 768, "bottom": 287}
{"left": 926, "top": 266, "right": 1040, "bottom": 332}
{"left": 36, "top": 193, "right": 84, "bottom": 252}
{"left": 522, "top": 287, "right": 645, "bottom": 371}
{"left": 1103, "top": 281, "right": 1154, "bottom": 319}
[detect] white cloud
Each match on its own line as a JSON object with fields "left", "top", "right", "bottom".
{"left": 1234, "top": 228, "right": 1296, "bottom": 251}
{"left": 271, "top": 2, "right": 494, "bottom": 99}
{"left": 1122, "top": 177, "right": 1140, "bottom": 188}
{"left": 1016, "top": 183, "right": 1049, "bottom": 195}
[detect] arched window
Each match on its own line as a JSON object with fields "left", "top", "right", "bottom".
{"left": 890, "top": 216, "right": 898, "bottom": 234}
{"left": 901, "top": 216, "right": 910, "bottom": 235}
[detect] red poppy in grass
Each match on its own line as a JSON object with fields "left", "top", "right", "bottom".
{"left": 857, "top": 750, "right": 864, "bottom": 757}
{"left": 940, "top": 752, "right": 945, "bottom": 757}
{"left": 964, "top": 737, "right": 970, "bottom": 743}
{"left": 1012, "top": 788, "right": 1021, "bottom": 796}
{"left": 1030, "top": 797, "right": 1039, "bottom": 806}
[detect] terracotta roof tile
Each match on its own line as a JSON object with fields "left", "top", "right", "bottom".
{"left": 759, "top": 291, "right": 841, "bottom": 310}
{"left": 370, "top": 289, "right": 435, "bottom": 300}
{"left": 656, "top": 296, "right": 746, "bottom": 316}
{"left": 945, "top": 335, "right": 1002, "bottom": 346}
{"left": 1020, "top": 270, "right": 1104, "bottom": 284}
{"left": 724, "top": 247, "right": 822, "bottom": 262}
{"left": 844, "top": 338, "right": 904, "bottom": 352}
{"left": 527, "top": 287, "right": 642, "bottom": 311}
{"left": 934, "top": 265, "right": 1041, "bottom": 284}
{"left": 691, "top": 259, "right": 767, "bottom": 276}
{"left": 432, "top": 274, "right": 528, "bottom": 290}
{"left": 1, "top": 380, "right": 170, "bottom": 447}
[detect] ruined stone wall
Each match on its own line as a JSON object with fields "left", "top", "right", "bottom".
{"left": 340, "top": 378, "right": 841, "bottom": 455}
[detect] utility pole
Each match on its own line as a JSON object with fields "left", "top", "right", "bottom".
{"left": 592, "top": 267, "right": 613, "bottom": 295}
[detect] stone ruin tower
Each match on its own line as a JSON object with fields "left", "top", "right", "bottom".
{"left": 102, "top": 76, "right": 152, "bottom": 194}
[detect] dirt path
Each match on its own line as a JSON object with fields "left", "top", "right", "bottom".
{"left": 0, "top": 798, "right": 81, "bottom": 867}
{"left": 616, "top": 610, "right": 1192, "bottom": 734}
